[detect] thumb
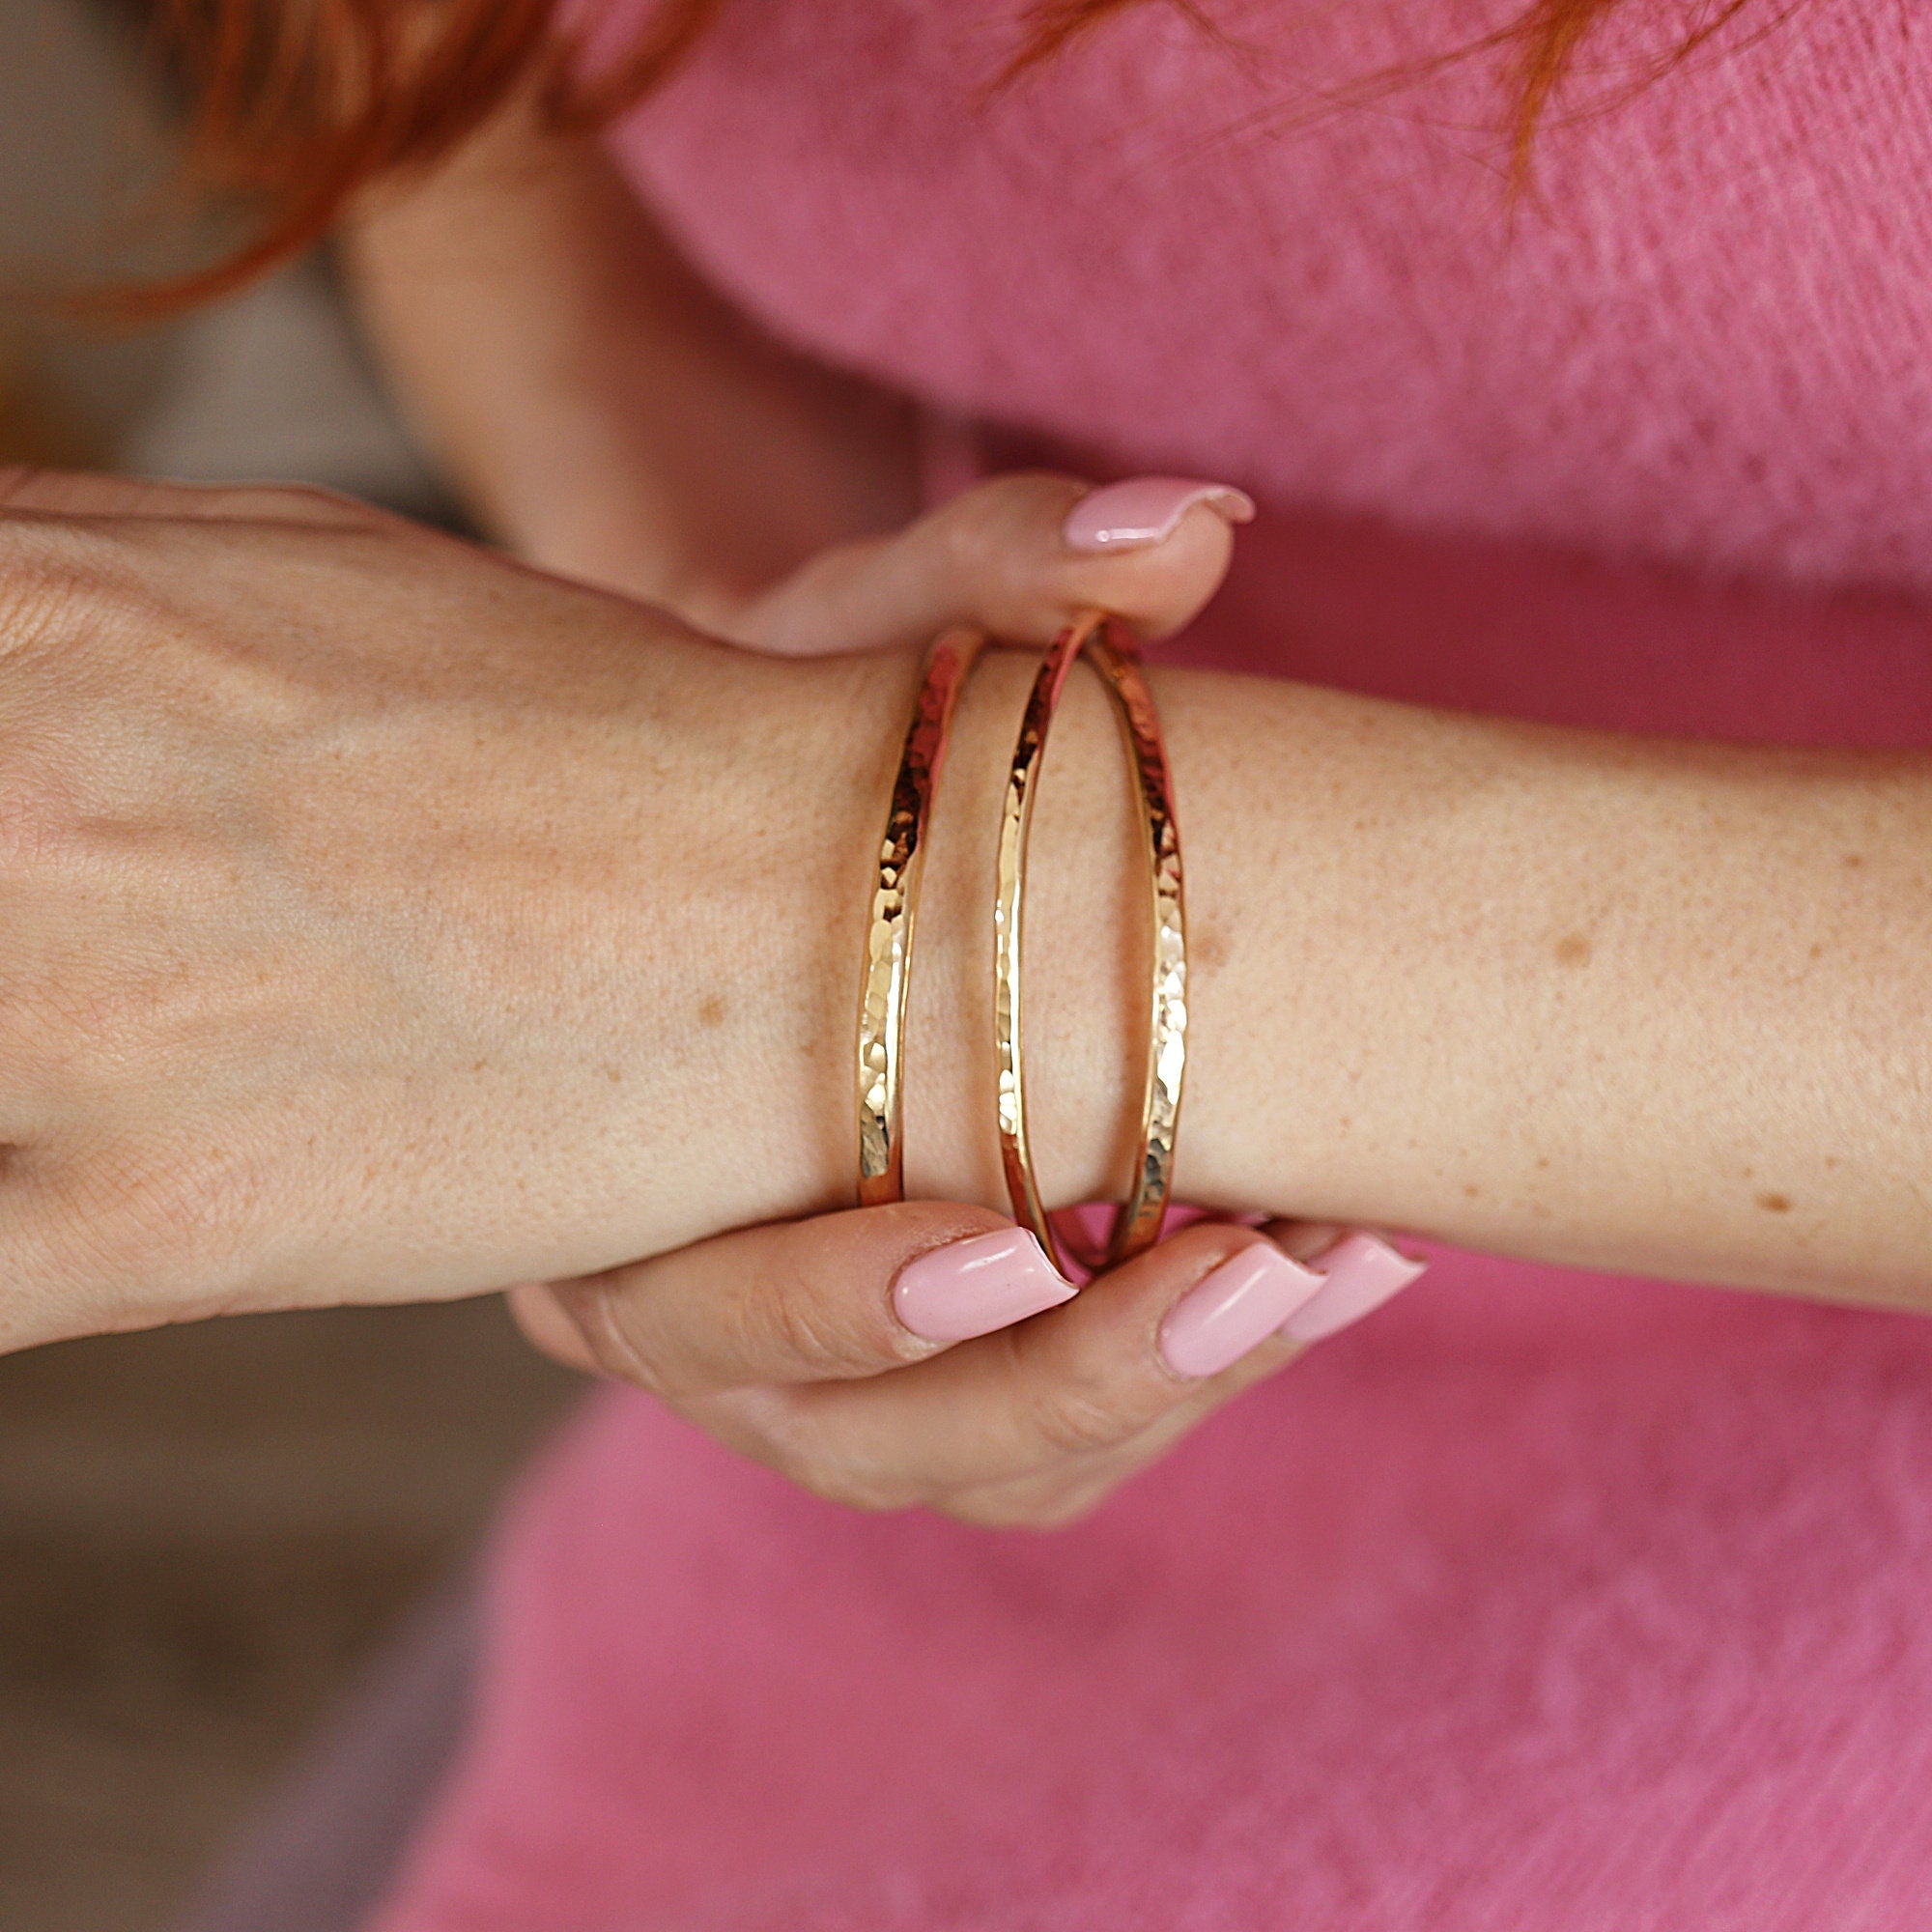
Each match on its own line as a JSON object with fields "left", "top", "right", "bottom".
{"left": 506, "top": 1202, "right": 1072, "bottom": 1398}
{"left": 727, "top": 470, "right": 1251, "bottom": 657}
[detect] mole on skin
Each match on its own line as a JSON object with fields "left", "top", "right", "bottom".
{"left": 1553, "top": 933, "right": 1592, "bottom": 967}
{"left": 1190, "top": 923, "right": 1229, "bottom": 976}
{"left": 1756, "top": 1192, "right": 1793, "bottom": 1213}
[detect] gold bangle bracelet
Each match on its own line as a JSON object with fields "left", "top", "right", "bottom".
{"left": 995, "top": 611, "right": 1187, "bottom": 1276}
{"left": 857, "top": 625, "right": 985, "bottom": 1205}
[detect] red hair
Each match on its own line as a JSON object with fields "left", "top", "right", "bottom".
{"left": 141, "top": 0, "right": 1741, "bottom": 313}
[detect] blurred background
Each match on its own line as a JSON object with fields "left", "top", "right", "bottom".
{"left": 0, "top": 0, "right": 584, "bottom": 1923}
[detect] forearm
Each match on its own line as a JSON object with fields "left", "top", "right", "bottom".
{"left": 1171, "top": 675, "right": 1932, "bottom": 1302}
{"left": 14, "top": 470, "right": 1926, "bottom": 1346}
{"left": 791, "top": 655, "right": 1932, "bottom": 1308}
{"left": 334, "top": 112, "right": 1932, "bottom": 1312}
{"left": 341, "top": 107, "right": 919, "bottom": 620}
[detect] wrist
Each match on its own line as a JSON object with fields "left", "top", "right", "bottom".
{"left": 674, "top": 643, "right": 935, "bottom": 1233}
{"left": 700, "top": 642, "right": 1216, "bottom": 1250}
{"left": 707, "top": 640, "right": 1150, "bottom": 1240}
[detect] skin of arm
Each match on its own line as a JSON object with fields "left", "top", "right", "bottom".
{"left": 934, "top": 654, "right": 1932, "bottom": 1309}
{"left": 333, "top": 115, "right": 1932, "bottom": 1316}
{"left": 4, "top": 474, "right": 1927, "bottom": 1358}
{"left": 341, "top": 104, "right": 921, "bottom": 625}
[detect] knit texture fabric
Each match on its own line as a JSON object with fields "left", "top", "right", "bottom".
{"left": 595, "top": 0, "right": 1932, "bottom": 594}
{"left": 371, "top": 3, "right": 1932, "bottom": 1925}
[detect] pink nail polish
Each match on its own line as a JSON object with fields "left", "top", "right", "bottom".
{"left": 894, "top": 1226, "right": 1074, "bottom": 1343}
{"left": 1158, "top": 1243, "right": 1323, "bottom": 1379}
{"left": 1062, "top": 476, "right": 1258, "bottom": 554}
{"left": 1279, "top": 1234, "right": 1427, "bottom": 1344}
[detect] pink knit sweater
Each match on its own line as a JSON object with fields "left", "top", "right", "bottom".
{"left": 372, "top": 3, "right": 1932, "bottom": 1925}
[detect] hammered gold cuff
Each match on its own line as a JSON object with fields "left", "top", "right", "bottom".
{"left": 857, "top": 625, "right": 985, "bottom": 1205}
{"left": 995, "top": 611, "right": 1187, "bottom": 1276}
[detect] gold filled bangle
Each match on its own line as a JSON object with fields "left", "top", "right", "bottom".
{"left": 857, "top": 625, "right": 985, "bottom": 1205}
{"left": 995, "top": 611, "right": 1187, "bottom": 1276}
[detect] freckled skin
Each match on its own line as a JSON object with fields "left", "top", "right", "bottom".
{"left": 321, "top": 98, "right": 1932, "bottom": 1356}
{"left": 1190, "top": 923, "right": 1230, "bottom": 977}
{"left": 7, "top": 459, "right": 1932, "bottom": 1364}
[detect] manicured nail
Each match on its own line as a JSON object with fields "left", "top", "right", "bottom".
{"left": 893, "top": 1226, "right": 1074, "bottom": 1343}
{"left": 1279, "top": 1234, "right": 1427, "bottom": 1344}
{"left": 1158, "top": 1243, "right": 1323, "bottom": 1379}
{"left": 1063, "top": 476, "right": 1257, "bottom": 554}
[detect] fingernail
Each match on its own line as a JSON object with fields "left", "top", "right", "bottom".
{"left": 1062, "top": 476, "right": 1257, "bottom": 554}
{"left": 1158, "top": 1243, "right": 1323, "bottom": 1379}
{"left": 893, "top": 1226, "right": 1075, "bottom": 1343}
{"left": 1279, "top": 1234, "right": 1427, "bottom": 1344}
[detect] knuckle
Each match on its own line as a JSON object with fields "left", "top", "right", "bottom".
{"left": 765, "top": 1271, "right": 902, "bottom": 1380}
{"left": 1024, "top": 1371, "right": 1137, "bottom": 1459}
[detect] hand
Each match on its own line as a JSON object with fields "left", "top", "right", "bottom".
{"left": 504, "top": 472, "right": 1421, "bottom": 1527}
{"left": 512, "top": 1208, "right": 1422, "bottom": 1528}
{"left": 0, "top": 468, "right": 1243, "bottom": 1350}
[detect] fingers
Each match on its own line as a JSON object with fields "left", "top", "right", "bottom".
{"left": 0, "top": 468, "right": 389, "bottom": 530}
{"left": 746, "top": 1222, "right": 1316, "bottom": 1506}
{"left": 519, "top": 1201, "right": 1074, "bottom": 1398}
{"left": 728, "top": 470, "right": 1251, "bottom": 657}
{"left": 1255, "top": 1221, "right": 1433, "bottom": 1345}
{"left": 515, "top": 1194, "right": 1426, "bottom": 1527}
{"left": 710, "top": 1220, "right": 1426, "bottom": 1519}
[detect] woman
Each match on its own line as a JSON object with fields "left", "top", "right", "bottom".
{"left": 26, "top": 0, "right": 1932, "bottom": 1924}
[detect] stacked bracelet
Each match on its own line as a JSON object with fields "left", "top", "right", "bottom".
{"left": 856, "top": 625, "right": 985, "bottom": 1206}
{"left": 995, "top": 611, "right": 1186, "bottom": 1274}
{"left": 858, "top": 611, "right": 1186, "bottom": 1279}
